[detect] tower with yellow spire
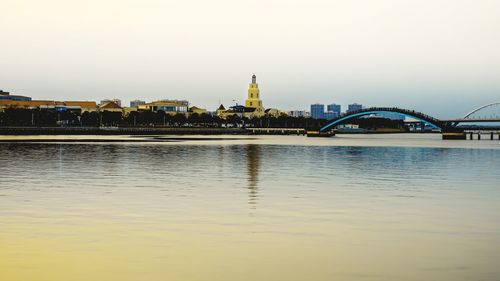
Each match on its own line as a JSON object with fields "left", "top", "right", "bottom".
{"left": 245, "top": 74, "right": 265, "bottom": 117}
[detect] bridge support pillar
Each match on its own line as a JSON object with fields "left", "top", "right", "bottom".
{"left": 478, "top": 133, "right": 481, "bottom": 140}
{"left": 491, "top": 132, "right": 494, "bottom": 140}
{"left": 470, "top": 132, "right": 473, "bottom": 140}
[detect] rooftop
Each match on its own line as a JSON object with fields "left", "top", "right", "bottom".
{"left": 0, "top": 100, "right": 98, "bottom": 108}
{"left": 143, "top": 100, "right": 189, "bottom": 106}
{"left": 99, "top": 101, "right": 122, "bottom": 109}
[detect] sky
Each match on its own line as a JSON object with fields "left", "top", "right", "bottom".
{"left": 1, "top": 0, "right": 500, "bottom": 118}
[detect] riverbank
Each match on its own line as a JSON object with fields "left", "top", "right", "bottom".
{"left": 0, "top": 126, "right": 437, "bottom": 136}
{"left": 0, "top": 127, "right": 248, "bottom": 135}
{"left": 0, "top": 126, "right": 311, "bottom": 136}
{"left": 1, "top": 134, "right": 499, "bottom": 150}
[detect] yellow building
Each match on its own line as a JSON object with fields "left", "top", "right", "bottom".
{"left": 216, "top": 74, "right": 268, "bottom": 119}
{"left": 245, "top": 74, "right": 265, "bottom": 117}
{"left": 216, "top": 104, "right": 226, "bottom": 118}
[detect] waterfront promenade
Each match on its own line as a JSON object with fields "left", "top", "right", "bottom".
{"left": 0, "top": 127, "right": 248, "bottom": 135}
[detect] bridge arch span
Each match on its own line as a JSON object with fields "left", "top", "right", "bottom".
{"left": 463, "top": 102, "right": 500, "bottom": 119}
{"left": 320, "top": 107, "right": 445, "bottom": 132}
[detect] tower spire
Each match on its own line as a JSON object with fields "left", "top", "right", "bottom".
{"left": 245, "top": 73, "right": 264, "bottom": 116}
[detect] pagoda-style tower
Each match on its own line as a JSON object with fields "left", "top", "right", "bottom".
{"left": 245, "top": 74, "right": 265, "bottom": 116}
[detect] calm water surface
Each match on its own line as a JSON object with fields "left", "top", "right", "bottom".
{"left": 1, "top": 135, "right": 499, "bottom": 281}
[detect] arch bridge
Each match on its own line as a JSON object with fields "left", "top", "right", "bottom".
{"left": 463, "top": 102, "right": 500, "bottom": 119}
{"left": 319, "top": 104, "right": 500, "bottom": 138}
{"left": 320, "top": 107, "right": 449, "bottom": 132}
{"left": 442, "top": 102, "right": 500, "bottom": 125}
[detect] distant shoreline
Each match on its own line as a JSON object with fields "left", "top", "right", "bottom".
{"left": 0, "top": 127, "right": 249, "bottom": 135}
{"left": 0, "top": 126, "right": 440, "bottom": 136}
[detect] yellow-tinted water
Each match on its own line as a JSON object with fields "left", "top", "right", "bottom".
{"left": 1, "top": 135, "right": 499, "bottom": 280}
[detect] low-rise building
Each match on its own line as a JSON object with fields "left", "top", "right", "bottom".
{"left": 0, "top": 100, "right": 54, "bottom": 111}
{"left": 288, "top": 110, "right": 308, "bottom": 118}
{"left": 338, "top": 124, "right": 360, "bottom": 129}
{"left": 99, "top": 101, "right": 123, "bottom": 113}
{"left": 100, "top": 99, "right": 122, "bottom": 107}
{"left": 217, "top": 104, "right": 257, "bottom": 119}
{"left": 189, "top": 106, "right": 207, "bottom": 115}
{"left": 0, "top": 90, "right": 32, "bottom": 101}
{"left": 138, "top": 100, "right": 189, "bottom": 114}
{"left": 265, "top": 108, "right": 285, "bottom": 118}
{"left": 216, "top": 104, "right": 226, "bottom": 117}
{"left": 130, "top": 100, "right": 146, "bottom": 108}
{"left": 63, "top": 101, "right": 98, "bottom": 113}
{"left": 0, "top": 100, "right": 97, "bottom": 112}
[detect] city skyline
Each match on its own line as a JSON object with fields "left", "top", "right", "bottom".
{"left": 1, "top": 77, "right": 497, "bottom": 120}
{"left": 2, "top": 0, "right": 500, "bottom": 118}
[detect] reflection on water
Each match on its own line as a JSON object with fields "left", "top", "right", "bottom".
{"left": 245, "top": 145, "right": 261, "bottom": 206}
{"left": 0, "top": 136, "right": 500, "bottom": 281}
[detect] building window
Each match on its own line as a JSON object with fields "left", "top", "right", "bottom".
{"left": 251, "top": 94, "right": 253, "bottom": 98}
{"left": 250, "top": 102, "right": 253, "bottom": 106}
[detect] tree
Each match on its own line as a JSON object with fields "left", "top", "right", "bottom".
{"left": 137, "top": 110, "right": 155, "bottom": 126}
{"left": 58, "top": 110, "right": 80, "bottom": 126}
{"left": 81, "top": 111, "right": 99, "bottom": 127}
{"left": 172, "top": 113, "right": 187, "bottom": 127}
{"left": 155, "top": 110, "right": 167, "bottom": 126}
{"left": 100, "top": 111, "right": 122, "bottom": 126}
{"left": 226, "top": 114, "right": 242, "bottom": 127}
{"left": 124, "top": 111, "right": 139, "bottom": 126}
{"left": 36, "top": 109, "right": 57, "bottom": 126}
{"left": 188, "top": 113, "right": 200, "bottom": 126}
{"left": 3, "top": 108, "right": 31, "bottom": 126}
{"left": 213, "top": 116, "right": 223, "bottom": 128}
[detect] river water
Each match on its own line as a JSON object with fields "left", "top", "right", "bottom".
{"left": 1, "top": 134, "right": 499, "bottom": 281}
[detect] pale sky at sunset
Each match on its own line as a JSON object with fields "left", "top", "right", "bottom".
{"left": 1, "top": 0, "right": 500, "bottom": 118}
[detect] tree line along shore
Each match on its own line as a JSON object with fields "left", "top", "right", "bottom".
{"left": 0, "top": 108, "right": 408, "bottom": 135}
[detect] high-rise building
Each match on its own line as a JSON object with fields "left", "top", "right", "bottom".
{"left": 323, "top": 111, "right": 338, "bottom": 120}
{"left": 245, "top": 74, "right": 265, "bottom": 117}
{"left": 130, "top": 100, "right": 146, "bottom": 108}
{"left": 327, "top": 103, "right": 341, "bottom": 115}
{"left": 347, "top": 103, "right": 363, "bottom": 113}
{"left": 311, "top": 103, "right": 325, "bottom": 119}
